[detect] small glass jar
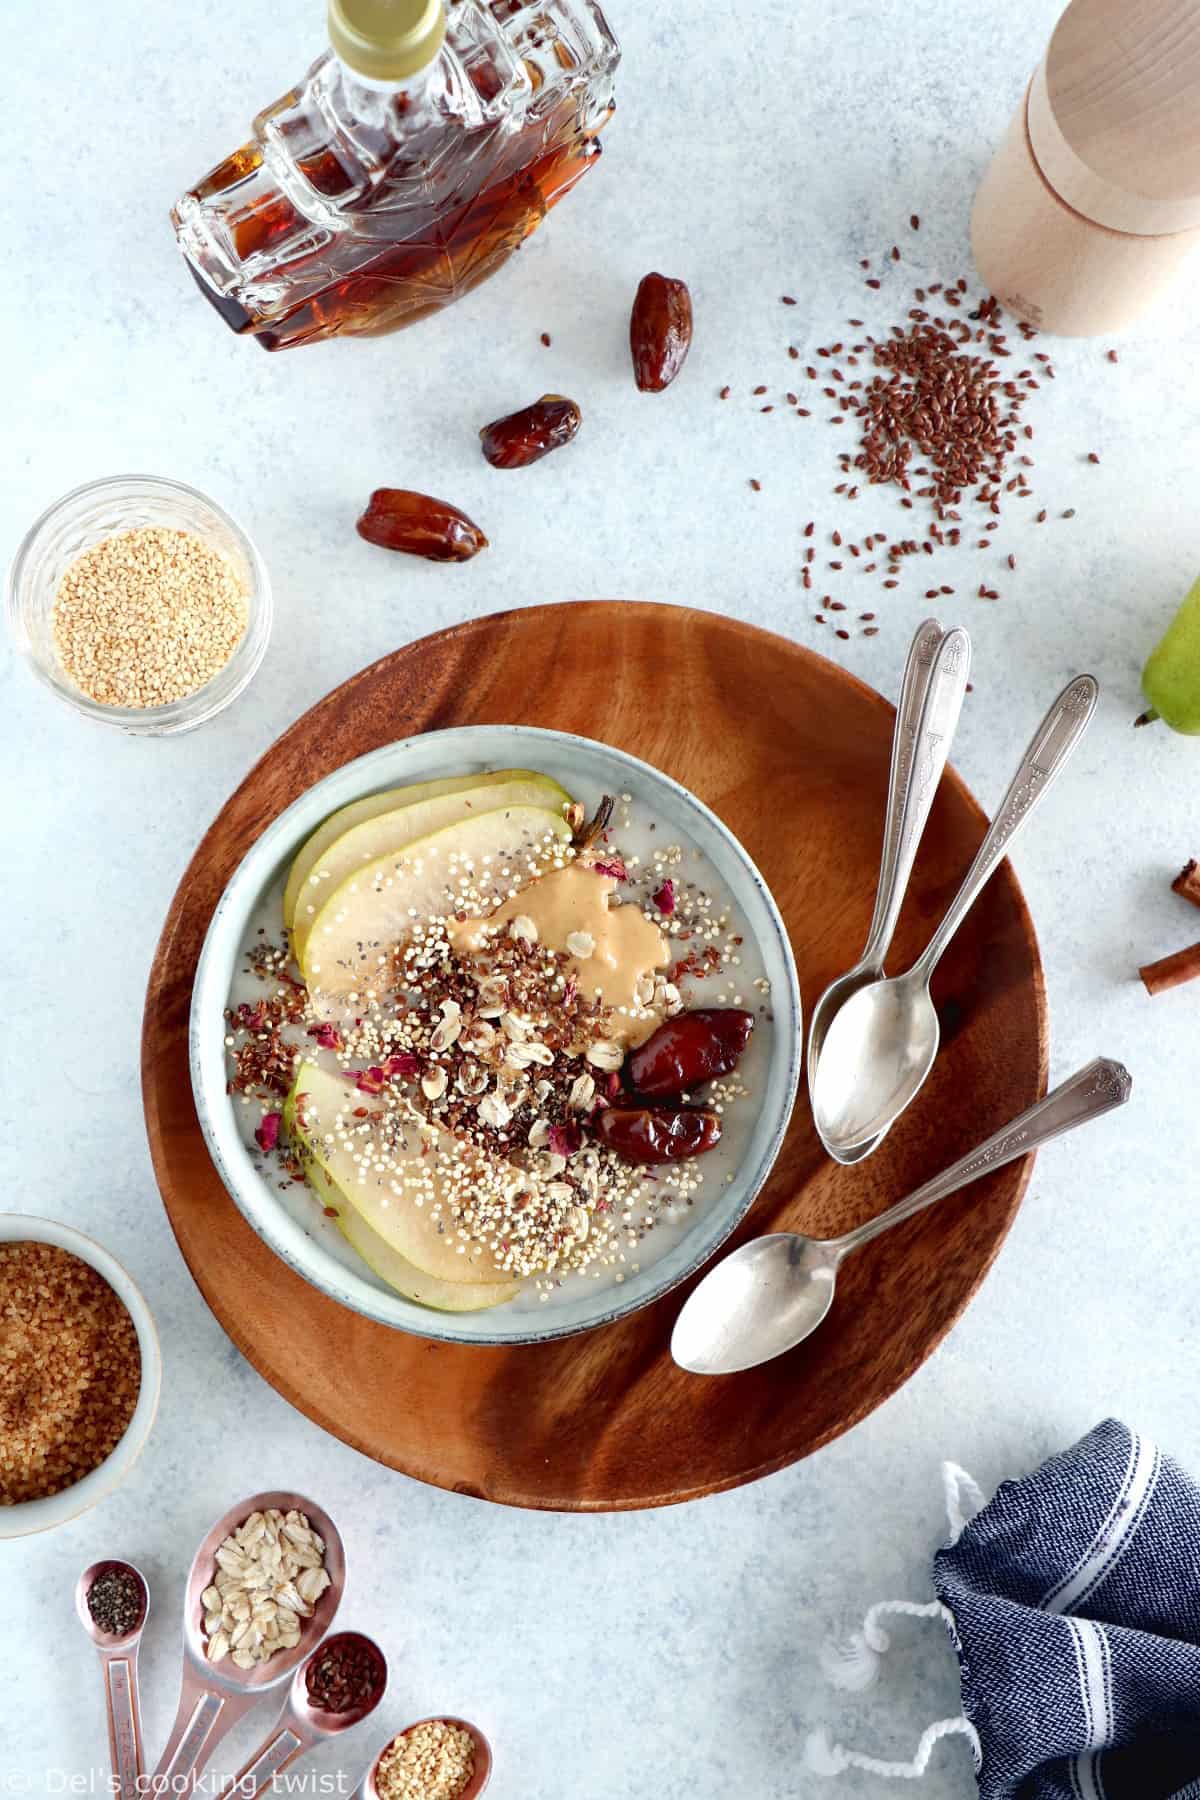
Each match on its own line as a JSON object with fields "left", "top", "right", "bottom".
{"left": 6, "top": 474, "right": 271, "bottom": 735}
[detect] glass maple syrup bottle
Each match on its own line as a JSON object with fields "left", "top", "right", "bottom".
{"left": 172, "top": 0, "right": 619, "bottom": 350}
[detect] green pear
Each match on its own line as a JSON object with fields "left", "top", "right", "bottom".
{"left": 301, "top": 804, "right": 572, "bottom": 1003}
{"left": 288, "top": 771, "right": 571, "bottom": 961}
{"left": 1138, "top": 573, "right": 1200, "bottom": 732}
{"left": 283, "top": 768, "right": 563, "bottom": 933}
{"left": 283, "top": 1061, "right": 520, "bottom": 1296}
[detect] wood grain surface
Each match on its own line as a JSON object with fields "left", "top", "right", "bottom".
{"left": 142, "top": 602, "right": 1047, "bottom": 1511}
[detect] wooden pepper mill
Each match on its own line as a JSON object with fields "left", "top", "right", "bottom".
{"left": 971, "top": 0, "right": 1200, "bottom": 335}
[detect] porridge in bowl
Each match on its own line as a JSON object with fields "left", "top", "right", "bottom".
{"left": 222, "top": 764, "right": 778, "bottom": 1320}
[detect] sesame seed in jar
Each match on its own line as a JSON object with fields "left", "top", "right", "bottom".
{"left": 51, "top": 525, "right": 248, "bottom": 709}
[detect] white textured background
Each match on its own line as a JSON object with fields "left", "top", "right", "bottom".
{"left": 4, "top": 0, "right": 1200, "bottom": 1794}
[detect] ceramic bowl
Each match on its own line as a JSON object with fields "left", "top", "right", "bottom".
{"left": 189, "top": 726, "right": 801, "bottom": 1344}
{"left": 0, "top": 1215, "right": 162, "bottom": 1537}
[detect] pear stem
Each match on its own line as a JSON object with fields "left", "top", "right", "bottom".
{"left": 1134, "top": 708, "right": 1160, "bottom": 728}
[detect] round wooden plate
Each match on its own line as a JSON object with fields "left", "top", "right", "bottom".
{"left": 143, "top": 602, "right": 1046, "bottom": 1511}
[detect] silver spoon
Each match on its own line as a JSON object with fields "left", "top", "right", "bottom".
{"left": 673, "top": 1056, "right": 1131, "bottom": 1375}
{"left": 811, "top": 674, "right": 1099, "bottom": 1156}
{"left": 149, "top": 1491, "right": 345, "bottom": 1795}
{"left": 356, "top": 1716, "right": 493, "bottom": 1800}
{"left": 75, "top": 1560, "right": 150, "bottom": 1800}
{"left": 808, "top": 620, "right": 971, "bottom": 1164}
{"left": 221, "top": 1631, "right": 387, "bottom": 1797}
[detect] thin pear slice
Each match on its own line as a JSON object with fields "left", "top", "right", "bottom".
{"left": 302, "top": 804, "right": 572, "bottom": 1003}
{"left": 296, "top": 1142, "right": 519, "bottom": 1314}
{"left": 284, "top": 1062, "right": 517, "bottom": 1286}
{"left": 289, "top": 772, "right": 572, "bottom": 961}
{"left": 283, "top": 768, "right": 557, "bottom": 934}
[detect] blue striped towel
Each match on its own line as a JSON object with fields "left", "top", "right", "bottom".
{"left": 933, "top": 1419, "right": 1200, "bottom": 1798}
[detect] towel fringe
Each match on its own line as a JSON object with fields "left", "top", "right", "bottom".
{"left": 942, "top": 1462, "right": 985, "bottom": 1544}
{"left": 820, "top": 1599, "right": 955, "bottom": 1691}
{"left": 810, "top": 1460, "right": 987, "bottom": 1777}
{"left": 803, "top": 1716, "right": 981, "bottom": 1780}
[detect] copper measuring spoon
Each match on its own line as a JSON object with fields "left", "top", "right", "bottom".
{"left": 149, "top": 1490, "right": 345, "bottom": 1795}
{"left": 220, "top": 1631, "right": 387, "bottom": 1796}
{"left": 75, "top": 1560, "right": 150, "bottom": 1800}
{"left": 355, "top": 1717, "right": 493, "bottom": 1800}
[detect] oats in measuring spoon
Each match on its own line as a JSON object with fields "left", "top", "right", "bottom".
{"left": 201, "top": 1507, "right": 330, "bottom": 1668}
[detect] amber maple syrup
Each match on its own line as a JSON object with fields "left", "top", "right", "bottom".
{"left": 173, "top": 0, "right": 619, "bottom": 350}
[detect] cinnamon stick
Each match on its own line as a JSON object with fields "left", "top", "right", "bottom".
{"left": 1140, "top": 941, "right": 1200, "bottom": 997}
{"left": 1172, "top": 859, "right": 1200, "bottom": 909}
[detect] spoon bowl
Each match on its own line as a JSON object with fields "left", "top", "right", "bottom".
{"left": 76, "top": 1559, "right": 149, "bottom": 1647}
{"left": 76, "top": 1560, "right": 151, "bottom": 1800}
{"left": 675, "top": 1057, "right": 1131, "bottom": 1375}
{"left": 151, "top": 1491, "right": 345, "bottom": 1793}
{"left": 226, "top": 1631, "right": 388, "bottom": 1797}
{"left": 359, "top": 1716, "right": 493, "bottom": 1800}
{"left": 807, "top": 622, "right": 971, "bottom": 1165}
{"left": 812, "top": 674, "right": 1099, "bottom": 1159}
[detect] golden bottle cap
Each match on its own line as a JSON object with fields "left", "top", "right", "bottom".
{"left": 328, "top": 0, "right": 447, "bottom": 82}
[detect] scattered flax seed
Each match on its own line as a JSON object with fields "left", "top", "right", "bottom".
{"left": 864, "top": 626, "right": 880, "bottom": 636}
{"left": 1007, "top": 553, "right": 1016, "bottom": 570}
{"left": 0, "top": 1242, "right": 141, "bottom": 1504}
{"left": 52, "top": 526, "right": 247, "bottom": 710}
{"left": 910, "top": 214, "right": 920, "bottom": 231}
{"left": 781, "top": 295, "right": 797, "bottom": 306}
{"left": 375, "top": 1720, "right": 477, "bottom": 1800}
{"left": 1107, "top": 349, "right": 1119, "bottom": 363}
{"left": 836, "top": 629, "right": 850, "bottom": 640}
{"left": 749, "top": 479, "right": 762, "bottom": 492}
{"left": 719, "top": 385, "right": 731, "bottom": 399}
{"left": 1087, "top": 452, "right": 1101, "bottom": 464}
{"left": 891, "top": 245, "right": 900, "bottom": 261}
{"left": 1062, "top": 508, "right": 1076, "bottom": 519}
{"left": 540, "top": 332, "right": 551, "bottom": 347}
{"left": 865, "top": 278, "right": 881, "bottom": 289}
{"left": 753, "top": 385, "right": 768, "bottom": 396}
{"left": 788, "top": 346, "right": 800, "bottom": 359}
{"left": 1036, "top": 509, "right": 1048, "bottom": 523}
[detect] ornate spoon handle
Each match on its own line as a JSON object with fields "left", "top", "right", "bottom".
{"left": 912, "top": 674, "right": 1098, "bottom": 984}
{"left": 833, "top": 1058, "right": 1132, "bottom": 1258}
{"left": 863, "top": 624, "right": 972, "bottom": 966}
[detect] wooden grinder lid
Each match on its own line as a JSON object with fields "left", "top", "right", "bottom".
{"left": 1029, "top": 0, "right": 1200, "bottom": 234}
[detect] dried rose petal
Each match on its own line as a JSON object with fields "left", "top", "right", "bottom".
{"left": 548, "top": 1120, "right": 582, "bottom": 1159}
{"left": 591, "top": 857, "right": 628, "bottom": 881}
{"left": 255, "top": 1112, "right": 282, "bottom": 1153}
{"left": 652, "top": 879, "right": 676, "bottom": 915}
{"left": 353, "top": 1066, "right": 386, "bottom": 1095}
{"left": 384, "top": 1052, "right": 420, "bottom": 1079}
{"left": 307, "top": 1022, "right": 342, "bottom": 1050}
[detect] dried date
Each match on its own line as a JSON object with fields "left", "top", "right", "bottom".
{"left": 356, "top": 489, "right": 488, "bottom": 562}
{"left": 630, "top": 272, "right": 693, "bottom": 393}
{"left": 595, "top": 1104, "right": 721, "bottom": 1165}
{"left": 480, "top": 394, "right": 581, "bottom": 469}
{"left": 627, "top": 1009, "right": 755, "bottom": 1098}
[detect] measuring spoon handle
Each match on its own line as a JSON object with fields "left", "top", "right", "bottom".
{"left": 99, "top": 1650, "right": 145, "bottom": 1800}
{"left": 864, "top": 624, "right": 972, "bottom": 965}
{"left": 912, "top": 674, "right": 1098, "bottom": 983}
{"left": 220, "top": 1720, "right": 313, "bottom": 1798}
{"left": 835, "top": 1057, "right": 1132, "bottom": 1257}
